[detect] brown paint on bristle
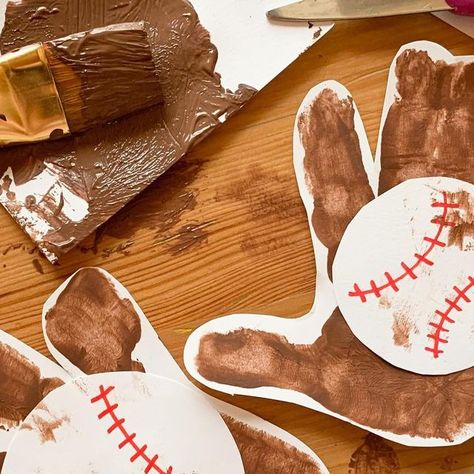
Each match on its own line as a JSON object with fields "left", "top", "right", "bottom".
{"left": 43, "top": 22, "right": 163, "bottom": 134}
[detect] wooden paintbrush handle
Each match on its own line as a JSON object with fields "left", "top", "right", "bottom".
{"left": 447, "top": 0, "right": 474, "bottom": 15}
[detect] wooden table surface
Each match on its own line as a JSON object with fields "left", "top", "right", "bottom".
{"left": 0, "top": 13, "right": 473, "bottom": 474}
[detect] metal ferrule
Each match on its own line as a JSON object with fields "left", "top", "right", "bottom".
{"left": 0, "top": 43, "right": 70, "bottom": 146}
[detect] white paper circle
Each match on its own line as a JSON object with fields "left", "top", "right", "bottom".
{"left": 3, "top": 372, "right": 244, "bottom": 474}
{"left": 333, "top": 177, "right": 474, "bottom": 375}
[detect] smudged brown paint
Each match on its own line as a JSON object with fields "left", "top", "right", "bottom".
{"left": 196, "top": 308, "right": 474, "bottom": 440}
{"left": 97, "top": 158, "right": 203, "bottom": 242}
{"left": 219, "top": 165, "right": 306, "bottom": 257}
{"left": 348, "top": 434, "right": 400, "bottom": 474}
{"left": 0, "top": 452, "right": 5, "bottom": 470}
{"left": 45, "top": 268, "right": 145, "bottom": 374}
{"left": 77, "top": 158, "right": 204, "bottom": 256}
{"left": 445, "top": 191, "right": 474, "bottom": 250}
{"left": 32, "top": 258, "right": 44, "bottom": 274}
{"left": 0, "top": 0, "right": 256, "bottom": 261}
{"left": 392, "top": 311, "right": 413, "bottom": 349}
{"left": 222, "top": 415, "right": 322, "bottom": 474}
{"left": 380, "top": 50, "right": 474, "bottom": 194}
{"left": 0, "top": 343, "right": 63, "bottom": 430}
{"left": 165, "top": 222, "right": 211, "bottom": 256}
{"left": 440, "top": 456, "right": 458, "bottom": 470}
{"left": 298, "top": 88, "right": 374, "bottom": 276}
{"left": 22, "top": 413, "right": 70, "bottom": 444}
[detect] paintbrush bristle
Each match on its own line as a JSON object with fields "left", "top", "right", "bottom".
{"left": 43, "top": 22, "right": 162, "bottom": 134}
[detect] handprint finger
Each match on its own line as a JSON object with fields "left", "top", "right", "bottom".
{"left": 295, "top": 81, "right": 375, "bottom": 277}
{"left": 378, "top": 41, "right": 474, "bottom": 194}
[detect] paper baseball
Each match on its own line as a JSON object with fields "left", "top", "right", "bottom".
{"left": 3, "top": 372, "right": 244, "bottom": 474}
{"left": 333, "top": 177, "right": 474, "bottom": 375}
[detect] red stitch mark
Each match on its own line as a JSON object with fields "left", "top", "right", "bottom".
{"left": 425, "top": 276, "right": 474, "bottom": 358}
{"left": 91, "top": 385, "right": 173, "bottom": 474}
{"left": 349, "top": 192, "right": 459, "bottom": 302}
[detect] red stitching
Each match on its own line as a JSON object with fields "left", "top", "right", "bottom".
{"left": 425, "top": 276, "right": 474, "bottom": 358}
{"left": 91, "top": 385, "right": 173, "bottom": 474}
{"left": 349, "top": 192, "right": 459, "bottom": 302}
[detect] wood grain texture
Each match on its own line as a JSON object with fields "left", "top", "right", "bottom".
{"left": 0, "top": 13, "right": 473, "bottom": 473}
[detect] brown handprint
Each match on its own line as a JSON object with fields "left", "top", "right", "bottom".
{"left": 184, "top": 42, "right": 474, "bottom": 446}
{"left": 45, "top": 268, "right": 145, "bottom": 373}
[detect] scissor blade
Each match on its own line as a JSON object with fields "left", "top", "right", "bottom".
{"left": 267, "top": 0, "right": 452, "bottom": 21}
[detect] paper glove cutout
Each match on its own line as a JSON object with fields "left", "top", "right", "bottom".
{"left": 184, "top": 41, "right": 474, "bottom": 447}
{"left": 0, "top": 267, "right": 328, "bottom": 473}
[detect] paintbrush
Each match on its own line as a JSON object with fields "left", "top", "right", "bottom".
{"left": 0, "top": 22, "right": 162, "bottom": 146}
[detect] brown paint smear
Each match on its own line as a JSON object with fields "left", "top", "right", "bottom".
{"left": 0, "top": 0, "right": 255, "bottom": 261}
{"left": 348, "top": 434, "right": 400, "bottom": 474}
{"left": 380, "top": 49, "right": 474, "bottom": 194}
{"left": 197, "top": 309, "right": 474, "bottom": 440}
{"left": 0, "top": 343, "right": 63, "bottom": 430}
{"left": 45, "top": 268, "right": 145, "bottom": 374}
{"left": 445, "top": 190, "right": 474, "bottom": 250}
{"left": 100, "top": 159, "right": 203, "bottom": 241}
{"left": 392, "top": 311, "right": 414, "bottom": 349}
{"left": 298, "top": 88, "right": 374, "bottom": 276}
{"left": 23, "top": 413, "right": 70, "bottom": 444}
{"left": 223, "top": 415, "right": 322, "bottom": 474}
{"left": 195, "top": 50, "right": 474, "bottom": 441}
{"left": 219, "top": 164, "right": 307, "bottom": 257}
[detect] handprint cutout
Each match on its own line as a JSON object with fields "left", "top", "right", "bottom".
{"left": 0, "top": 267, "right": 328, "bottom": 473}
{"left": 184, "top": 42, "right": 474, "bottom": 446}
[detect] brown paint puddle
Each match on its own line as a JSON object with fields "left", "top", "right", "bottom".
{"left": 0, "top": 343, "right": 63, "bottom": 430}
{"left": 298, "top": 88, "right": 374, "bottom": 276}
{"left": 0, "top": 0, "right": 255, "bottom": 261}
{"left": 23, "top": 413, "right": 70, "bottom": 444}
{"left": 45, "top": 268, "right": 145, "bottom": 374}
{"left": 223, "top": 415, "right": 322, "bottom": 474}
{"left": 380, "top": 49, "right": 474, "bottom": 194}
{"left": 196, "top": 308, "right": 474, "bottom": 440}
{"left": 348, "top": 434, "right": 400, "bottom": 474}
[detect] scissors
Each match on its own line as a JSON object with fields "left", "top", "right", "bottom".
{"left": 267, "top": 0, "right": 474, "bottom": 22}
